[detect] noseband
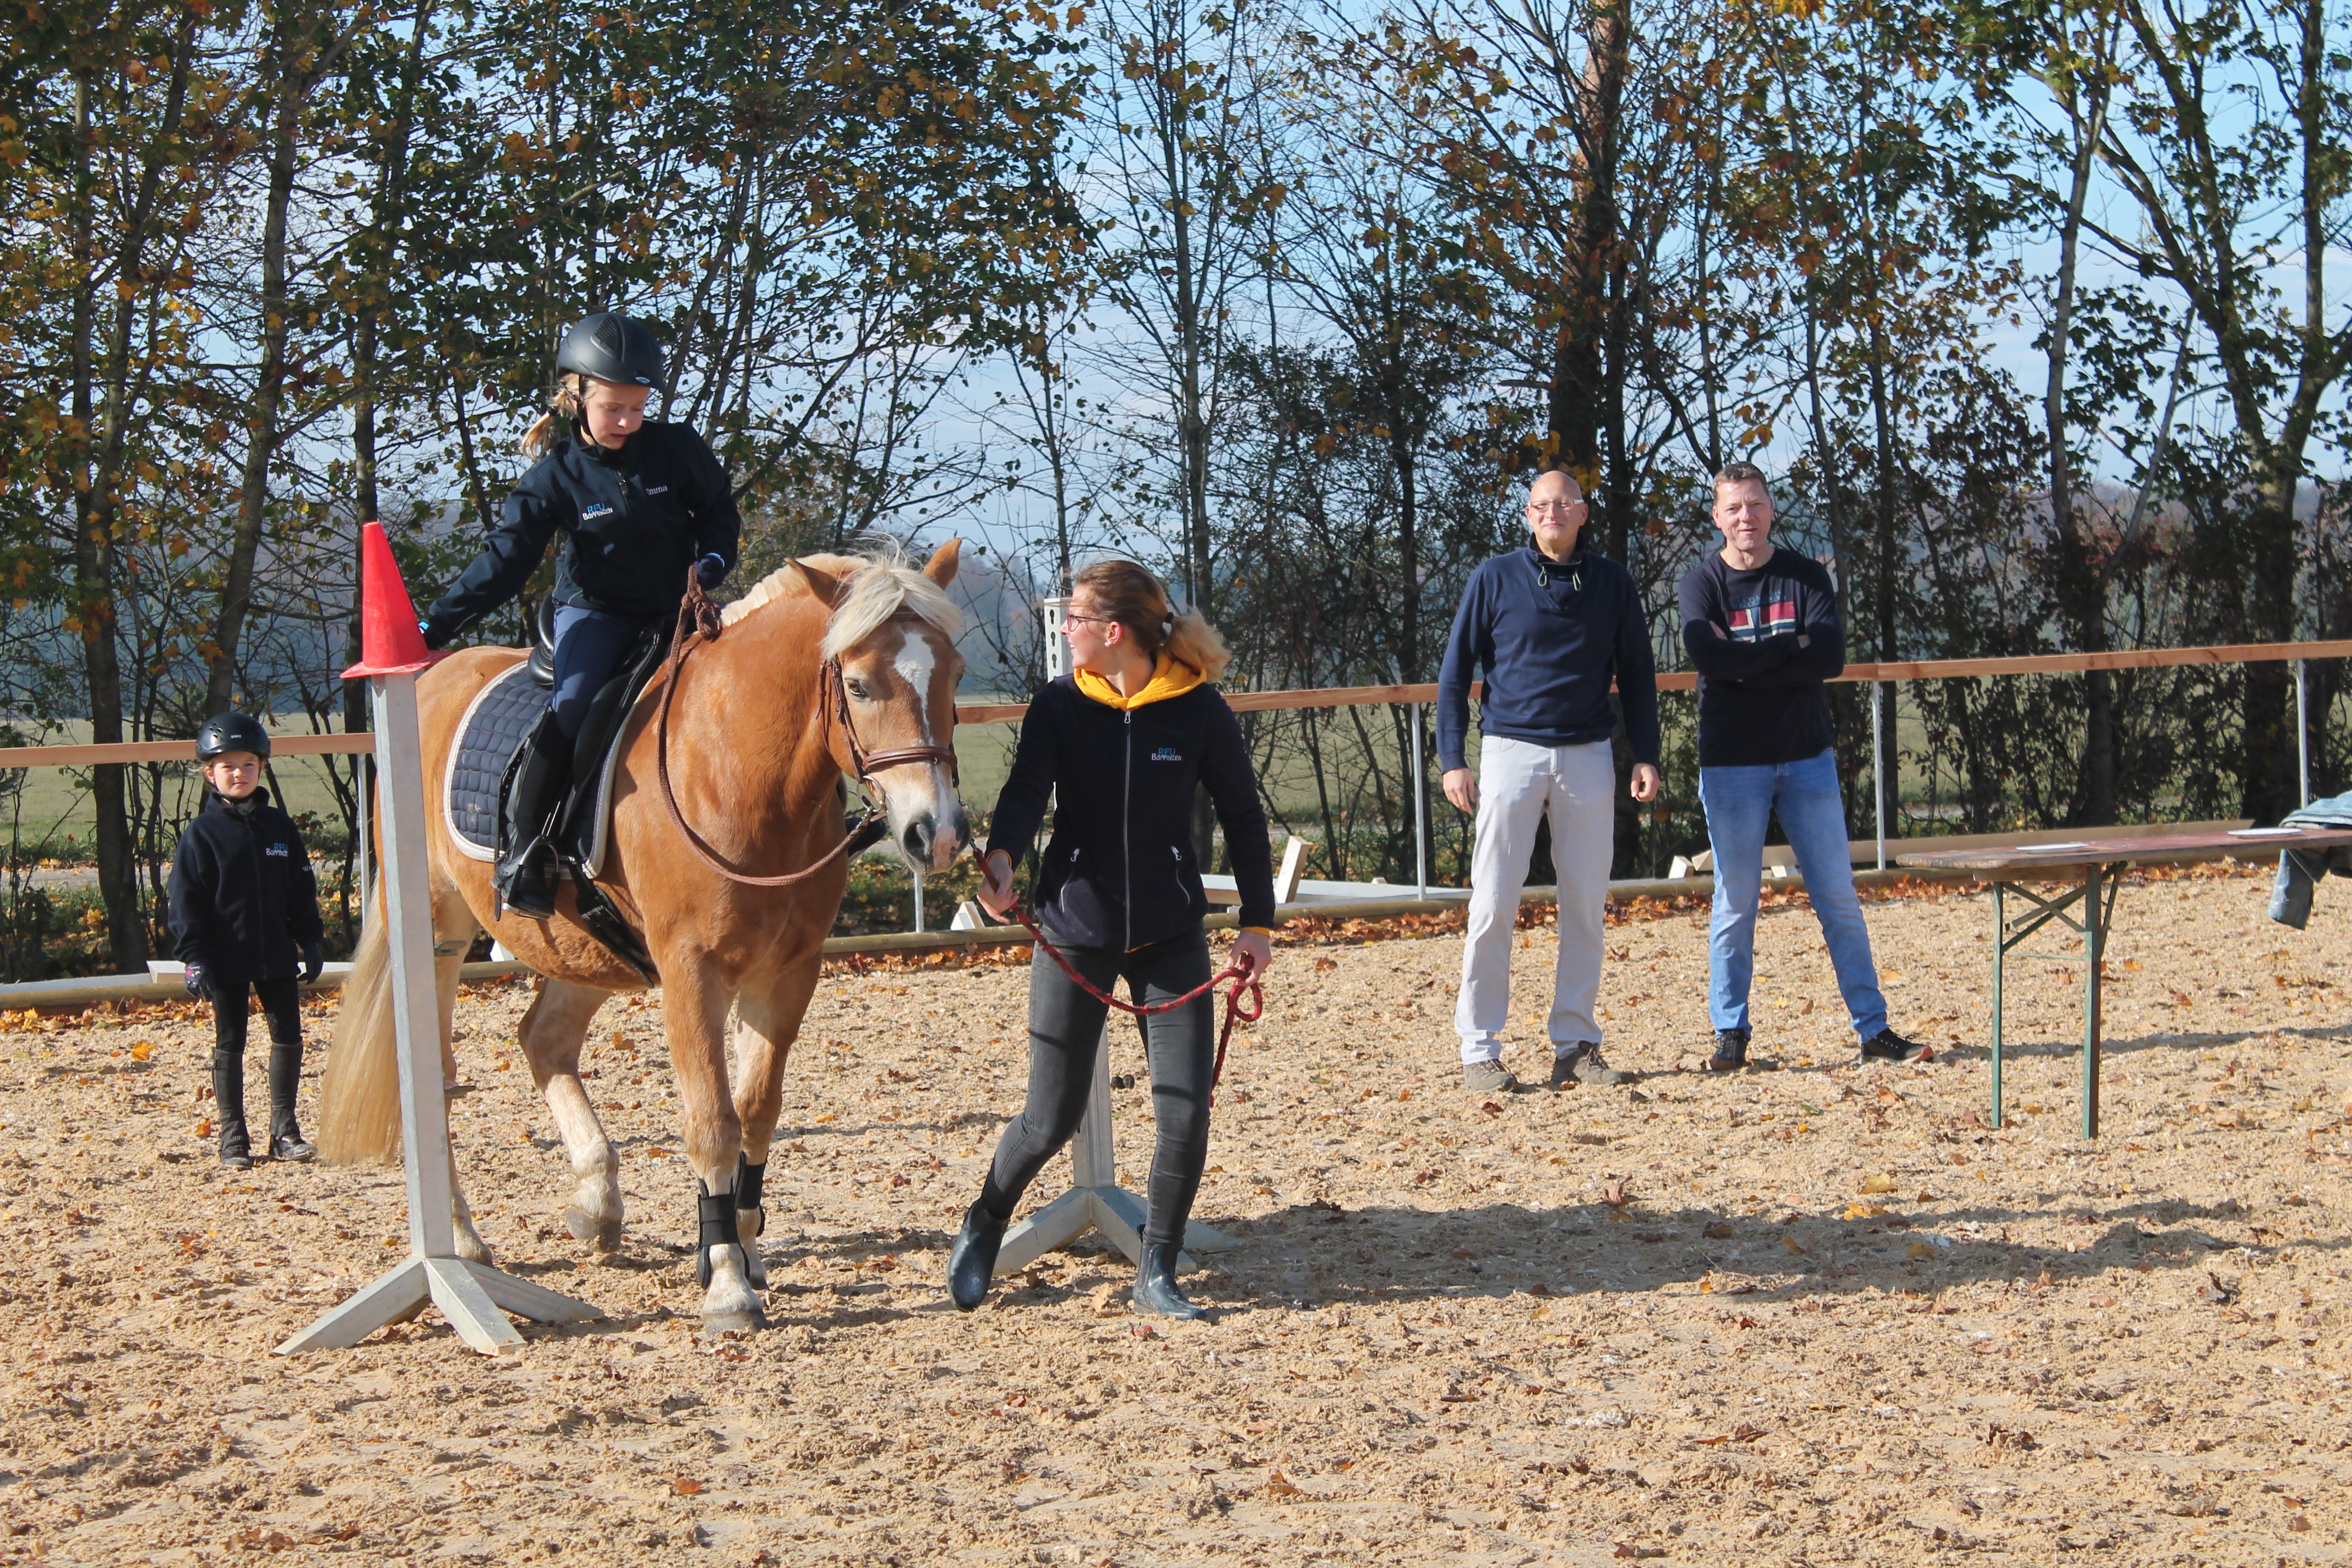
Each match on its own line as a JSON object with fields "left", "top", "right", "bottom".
{"left": 654, "top": 575, "right": 955, "bottom": 889}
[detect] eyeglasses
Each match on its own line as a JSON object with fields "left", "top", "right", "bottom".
{"left": 1061, "top": 611, "right": 1115, "bottom": 628}
{"left": 1527, "top": 497, "right": 1588, "bottom": 514}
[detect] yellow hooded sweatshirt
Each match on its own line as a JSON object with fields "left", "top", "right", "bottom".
{"left": 1072, "top": 652, "right": 1206, "bottom": 710}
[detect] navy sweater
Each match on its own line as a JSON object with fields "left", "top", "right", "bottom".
{"left": 1435, "top": 545, "right": 1661, "bottom": 773}
{"left": 167, "top": 789, "right": 325, "bottom": 986}
{"left": 1676, "top": 549, "right": 1845, "bottom": 767}
{"left": 986, "top": 677, "right": 1278, "bottom": 950}
{"left": 424, "top": 421, "right": 741, "bottom": 640}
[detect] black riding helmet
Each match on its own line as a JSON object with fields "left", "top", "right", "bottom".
{"left": 556, "top": 312, "right": 667, "bottom": 391}
{"left": 196, "top": 711, "right": 271, "bottom": 761}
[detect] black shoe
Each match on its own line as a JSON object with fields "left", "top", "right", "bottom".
{"left": 265, "top": 1045, "right": 315, "bottom": 1162}
{"left": 497, "top": 714, "right": 572, "bottom": 918}
{"left": 1130, "top": 1242, "right": 1202, "bottom": 1320}
{"left": 213, "top": 1049, "right": 252, "bottom": 1169}
{"left": 947, "top": 1202, "right": 1008, "bottom": 1311}
{"left": 1860, "top": 1027, "right": 1932, "bottom": 1064}
{"left": 1708, "top": 1029, "right": 1750, "bottom": 1072}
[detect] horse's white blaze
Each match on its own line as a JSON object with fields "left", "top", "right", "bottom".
{"left": 893, "top": 636, "right": 938, "bottom": 744}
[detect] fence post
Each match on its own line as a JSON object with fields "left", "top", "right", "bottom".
{"left": 2296, "top": 658, "right": 2311, "bottom": 808}
{"left": 1411, "top": 700, "right": 1427, "bottom": 901}
{"left": 1872, "top": 682, "right": 1887, "bottom": 870}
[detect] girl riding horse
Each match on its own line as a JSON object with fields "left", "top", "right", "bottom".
{"left": 418, "top": 311, "right": 739, "bottom": 918}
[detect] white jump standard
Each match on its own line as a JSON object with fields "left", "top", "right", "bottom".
{"left": 276, "top": 522, "right": 599, "bottom": 1355}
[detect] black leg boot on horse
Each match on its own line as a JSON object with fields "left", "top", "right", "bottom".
{"left": 213, "top": 1049, "right": 253, "bottom": 1170}
{"left": 498, "top": 711, "right": 573, "bottom": 919}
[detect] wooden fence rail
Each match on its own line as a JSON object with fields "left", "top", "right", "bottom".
{"left": 8, "top": 638, "right": 2352, "bottom": 765}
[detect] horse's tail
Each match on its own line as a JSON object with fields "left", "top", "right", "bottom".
{"left": 316, "top": 888, "right": 403, "bottom": 1166}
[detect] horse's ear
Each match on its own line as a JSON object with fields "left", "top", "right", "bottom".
{"left": 922, "top": 537, "right": 962, "bottom": 590}
{"left": 790, "top": 557, "right": 847, "bottom": 608}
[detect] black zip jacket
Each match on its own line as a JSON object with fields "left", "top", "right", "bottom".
{"left": 987, "top": 677, "right": 1279, "bottom": 949}
{"left": 167, "top": 789, "right": 326, "bottom": 985}
{"left": 423, "top": 421, "right": 741, "bottom": 638}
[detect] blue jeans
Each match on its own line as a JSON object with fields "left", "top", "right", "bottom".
{"left": 548, "top": 604, "right": 647, "bottom": 740}
{"left": 1698, "top": 748, "right": 1886, "bottom": 1041}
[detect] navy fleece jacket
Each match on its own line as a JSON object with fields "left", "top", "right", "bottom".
{"left": 1435, "top": 544, "right": 1661, "bottom": 773}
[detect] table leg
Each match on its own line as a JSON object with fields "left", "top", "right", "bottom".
{"left": 2082, "top": 864, "right": 2104, "bottom": 1140}
{"left": 1989, "top": 882, "right": 2005, "bottom": 1131}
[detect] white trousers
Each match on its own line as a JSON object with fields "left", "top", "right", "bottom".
{"left": 1454, "top": 737, "right": 1616, "bottom": 1063}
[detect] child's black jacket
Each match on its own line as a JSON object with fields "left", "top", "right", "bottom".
{"left": 168, "top": 789, "right": 325, "bottom": 984}
{"left": 986, "top": 677, "right": 1277, "bottom": 950}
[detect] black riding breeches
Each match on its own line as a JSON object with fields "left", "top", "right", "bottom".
{"left": 979, "top": 927, "right": 1216, "bottom": 1251}
{"left": 212, "top": 976, "right": 304, "bottom": 1055}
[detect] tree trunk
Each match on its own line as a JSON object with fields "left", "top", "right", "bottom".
{"left": 1545, "top": 0, "right": 1625, "bottom": 489}
{"left": 206, "top": 43, "right": 302, "bottom": 716}
{"left": 2046, "top": 67, "right": 2114, "bottom": 824}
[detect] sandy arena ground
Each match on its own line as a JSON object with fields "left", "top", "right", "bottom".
{"left": 1, "top": 864, "right": 2348, "bottom": 1566}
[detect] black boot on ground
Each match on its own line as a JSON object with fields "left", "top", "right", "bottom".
{"left": 267, "top": 1044, "right": 315, "bottom": 1162}
{"left": 1130, "top": 1242, "right": 1203, "bottom": 1320}
{"left": 213, "top": 1049, "right": 253, "bottom": 1170}
{"left": 497, "top": 715, "right": 573, "bottom": 919}
{"left": 947, "top": 1201, "right": 1009, "bottom": 1311}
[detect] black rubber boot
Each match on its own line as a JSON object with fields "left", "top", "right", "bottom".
{"left": 947, "top": 1201, "right": 1009, "bottom": 1311}
{"left": 1130, "top": 1241, "right": 1202, "bottom": 1320}
{"left": 497, "top": 714, "right": 573, "bottom": 919}
{"left": 213, "top": 1049, "right": 252, "bottom": 1170}
{"left": 266, "top": 1045, "right": 315, "bottom": 1162}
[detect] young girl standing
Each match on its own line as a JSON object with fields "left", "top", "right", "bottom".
{"left": 417, "top": 311, "right": 741, "bottom": 917}
{"left": 168, "top": 712, "right": 327, "bottom": 1169}
{"left": 956, "top": 560, "right": 1277, "bottom": 1319}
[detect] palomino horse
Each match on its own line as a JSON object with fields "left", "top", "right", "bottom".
{"left": 317, "top": 541, "right": 968, "bottom": 1333}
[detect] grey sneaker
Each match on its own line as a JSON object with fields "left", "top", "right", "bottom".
{"left": 1859, "top": 1027, "right": 1932, "bottom": 1065}
{"left": 1551, "top": 1044, "right": 1628, "bottom": 1088}
{"left": 1708, "top": 1029, "right": 1750, "bottom": 1072}
{"left": 1463, "top": 1058, "right": 1517, "bottom": 1095}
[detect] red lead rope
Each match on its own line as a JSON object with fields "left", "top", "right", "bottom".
{"left": 1000, "top": 902, "right": 1265, "bottom": 1096}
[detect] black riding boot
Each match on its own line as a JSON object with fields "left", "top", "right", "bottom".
{"left": 267, "top": 1045, "right": 315, "bottom": 1162}
{"left": 1131, "top": 1241, "right": 1202, "bottom": 1319}
{"left": 947, "top": 1201, "right": 1009, "bottom": 1311}
{"left": 497, "top": 714, "right": 573, "bottom": 919}
{"left": 213, "top": 1049, "right": 252, "bottom": 1170}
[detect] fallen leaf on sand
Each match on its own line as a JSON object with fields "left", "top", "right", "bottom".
{"left": 2198, "top": 1272, "right": 2240, "bottom": 1305}
{"left": 1602, "top": 1177, "right": 1629, "bottom": 1207}
{"left": 1614, "top": 1545, "right": 1667, "bottom": 1561}
{"left": 1842, "top": 1203, "right": 1887, "bottom": 1221}
{"left": 1907, "top": 1242, "right": 1936, "bottom": 1259}
{"left": 673, "top": 1477, "right": 704, "bottom": 1495}
{"left": 1262, "top": 1471, "right": 1303, "bottom": 1499}
{"left": 1782, "top": 1235, "right": 1809, "bottom": 1255}
{"left": 129, "top": 1041, "right": 153, "bottom": 1062}
{"left": 1702, "top": 1221, "right": 1734, "bottom": 1238}
{"left": 1858, "top": 1173, "right": 1898, "bottom": 1194}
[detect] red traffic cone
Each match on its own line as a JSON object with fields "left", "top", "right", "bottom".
{"left": 341, "top": 521, "right": 447, "bottom": 678}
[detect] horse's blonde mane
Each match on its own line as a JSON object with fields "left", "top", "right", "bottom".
{"left": 720, "top": 542, "right": 962, "bottom": 656}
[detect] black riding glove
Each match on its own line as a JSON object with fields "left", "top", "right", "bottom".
{"left": 183, "top": 963, "right": 213, "bottom": 1004}
{"left": 418, "top": 614, "right": 456, "bottom": 652}
{"left": 695, "top": 553, "right": 728, "bottom": 592}
{"left": 301, "top": 943, "right": 325, "bottom": 985}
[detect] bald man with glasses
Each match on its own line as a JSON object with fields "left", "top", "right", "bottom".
{"left": 1436, "top": 468, "right": 1662, "bottom": 1095}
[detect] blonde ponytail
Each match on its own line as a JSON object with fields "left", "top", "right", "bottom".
{"left": 1070, "top": 558, "right": 1233, "bottom": 682}
{"left": 519, "top": 373, "right": 587, "bottom": 459}
{"left": 1165, "top": 605, "right": 1232, "bottom": 681}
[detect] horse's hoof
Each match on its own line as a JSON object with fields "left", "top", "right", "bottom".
{"left": 743, "top": 1246, "right": 770, "bottom": 1291}
{"left": 457, "top": 1234, "right": 495, "bottom": 1267}
{"left": 565, "top": 1206, "right": 623, "bottom": 1250}
{"left": 700, "top": 1305, "right": 767, "bottom": 1337}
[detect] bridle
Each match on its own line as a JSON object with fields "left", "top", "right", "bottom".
{"left": 655, "top": 570, "right": 956, "bottom": 889}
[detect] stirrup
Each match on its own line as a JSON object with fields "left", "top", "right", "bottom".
{"left": 497, "top": 837, "right": 560, "bottom": 919}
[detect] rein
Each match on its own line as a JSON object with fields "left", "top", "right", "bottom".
{"left": 1000, "top": 900, "right": 1265, "bottom": 1095}
{"left": 654, "top": 569, "right": 954, "bottom": 889}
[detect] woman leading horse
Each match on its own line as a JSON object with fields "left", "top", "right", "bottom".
{"left": 957, "top": 559, "right": 1277, "bottom": 1319}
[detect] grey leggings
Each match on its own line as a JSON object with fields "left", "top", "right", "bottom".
{"left": 979, "top": 928, "right": 1216, "bottom": 1251}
